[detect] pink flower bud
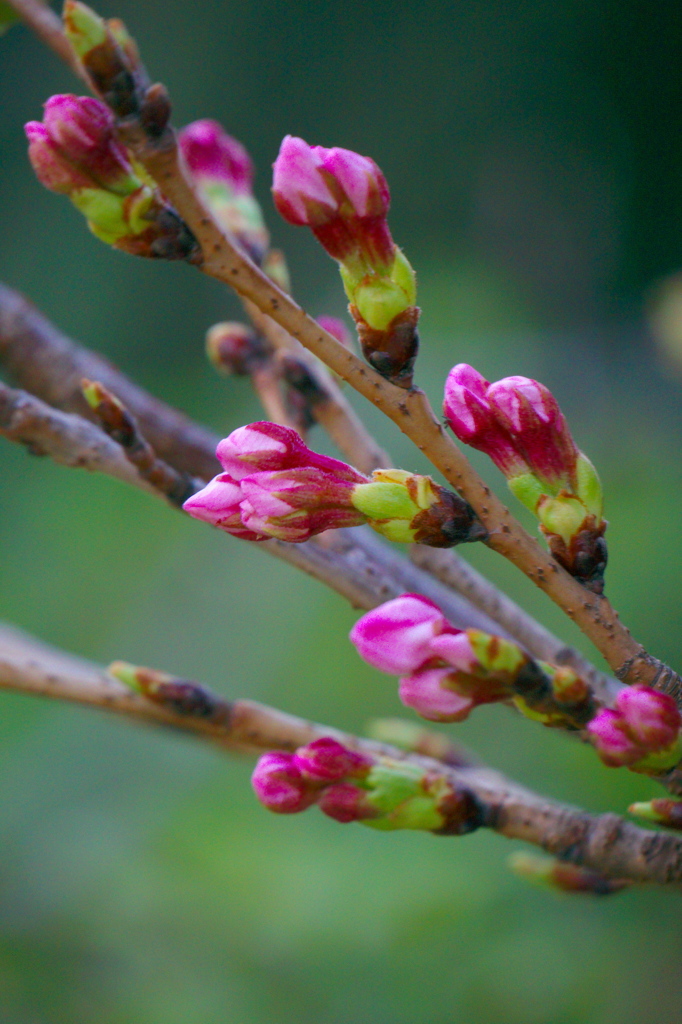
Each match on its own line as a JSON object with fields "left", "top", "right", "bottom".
{"left": 317, "top": 783, "right": 376, "bottom": 823}
{"left": 586, "top": 708, "right": 643, "bottom": 767}
{"left": 616, "top": 686, "right": 681, "bottom": 749}
{"left": 293, "top": 738, "right": 372, "bottom": 783}
{"left": 486, "top": 376, "right": 578, "bottom": 490}
{"left": 26, "top": 94, "right": 135, "bottom": 196}
{"left": 182, "top": 473, "right": 266, "bottom": 541}
{"left": 25, "top": 122, "right": 92, "bottom": 194}
{"left": 238, "top": 466, "right": 366, "bottom": 542}
{"left": 349, "top": 594, "right": 452, "bottom": 675}
{"left": 216, "top": 421, "right": 356, "bottom": 481}
{"left": 178, "top": 119, "right": 254, "bottom": 195}
{"left": 399, "top": 667, "right": 475, "bottom": 722}
{"left": 443, "top": 364, "right": 525, "bottom": 476}
{"left": 251, "top": 751, "right": 317, "bottom": 813}
{"left": 272, "top": 135, "right": 394, "bottom": 268}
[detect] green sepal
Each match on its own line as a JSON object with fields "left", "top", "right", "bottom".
{"left": 353, "top": 277, "right": 412, "bottom": 331}
{"left": 629, "top": 737, "right": 682, "bottom": 773}
{"left": 467, "top": 629, "right": 525, "bottom": 676}
{"left": 507, "top": 472, "right": 545, "bottom": 514}
{"left": 537, "top": 495, "right": 587, "bottom": 545}
{"left": 63, "top": 0, "right": 107, "bottom": 58}
{"left": 362, "top": 760, "right": 443, "bottom": 831}
{"left": 390, "top": 249, "right": 417, "bottom": 306}
{"left": 72, "top": 188, "right": 129, "bottom": 242}
{"left": 351, "top": 480, "right": 419, "bottom": 522}
{"left": 575, "top": 453, "right": 603, "bottom": 518}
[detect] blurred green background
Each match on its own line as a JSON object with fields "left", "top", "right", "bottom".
{"left": 2, "top": 1, "right": 682, "bottom": 1021}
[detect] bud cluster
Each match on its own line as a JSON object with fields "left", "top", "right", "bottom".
{"left": 443, "top": 364, "right": 607, "bottom": 592}
{"left": 251, "top": 737, "right": 483, "bottom": 834}
{"left": 25, "top": 94, "right": 196, "bottom": 259}
{"left": 272, "top": 136, "right": 419, "bottom": 387}
{"left": 179, "top": 119, "right": 269, "bottom": 263}
{"left": 586, "top": 686, "right": 682, "bottom": 770}
{"left": 183, "top": 421, "right": 485, "bottom": 547}
{"left": 350, "top": 594, "right": 594, "bottom": 726}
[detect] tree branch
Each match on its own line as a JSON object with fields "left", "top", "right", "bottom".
{"left": 0, "top": 620, "right": 680, "bottom": 887}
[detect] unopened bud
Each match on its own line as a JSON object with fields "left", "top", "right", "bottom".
{"left": 251, "top": 752, "right": 317, "bottom": 814}
{"left": 206, "top": 322, "right": 269, "bottom": 376}
{"left": 509, "top": 852, "right": 630, "bottom": 896}
{"left": 629, "top": 798, "right": 682, "bottom": 830}
{"left": 273, "top": 135, "right": 419, "bottom": 386}
{"left": 179, "top": 119, "right": 268, "bottom": 261}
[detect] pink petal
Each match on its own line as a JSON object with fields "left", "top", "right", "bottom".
{"left": 350, "top": 594, "right": 448, "bottom": 675}
{"left": 399, "top": 668, "right": 475, "bottom": 722}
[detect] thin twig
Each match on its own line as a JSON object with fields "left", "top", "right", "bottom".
{"left": 0, "top": 381, "right": 157, "bottom": 493}
{"left": 0, "top": 621, "right": 679, "bottom": 887}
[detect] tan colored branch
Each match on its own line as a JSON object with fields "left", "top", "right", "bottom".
{"left": 0, "top": 620, "right": 679, "bottom": 887}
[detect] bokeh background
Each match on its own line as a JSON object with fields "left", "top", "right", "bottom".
{"left": 2, "top": 1, "right": 682, "bottom": 1021}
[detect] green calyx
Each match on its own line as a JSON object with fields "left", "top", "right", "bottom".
{"left": 466, "top": 630, "right": 526, "bottom": 677}
{"left": 575, "top": 454, "right": 603, "bottom": 518}
{"left": 340, "top": 249, "right": 417, "bottom": 331}
{"left": 537, "top": 495, "right": 588, "bottom": 546}
{"left": 63, "top": 0, "right": 107, "bottom": 58}
{"left": 72, "top": 184, "right": 154, "bottom": 244}
{"left": 629, "top": 736, "right": 682, "bottom": 774}
{"left": 507, "top": 472, "right": 546, "bottom": 514}
{"left": 361, "top": 760, "right": 444, "bottom": 832}
{"left": 351, "top": 469, "right": 440, "bottom": 544}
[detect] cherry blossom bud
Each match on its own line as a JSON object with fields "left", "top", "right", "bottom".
{"left": 26, "top": 95, "right": 196, "bottom": 259}
{"left": 486, "top": 376, "right": 579, "bottom": 492}
{"left": 586, "top": 708, "right": 643, "bottom": 767}
{"left": 273, "top": 135, "right": 418, "bottom": 387}
{"left": 294, "top": 738, "right": 372, "bottom": 783}
{"left": 444, "top": 363, "right": 607, "bottom": 592}
{"left": 616, "top": 686, "right": 680, "bottom": 749}
{"left": 179, "top": 119, "right": 268, "bottom": 261}
{"left": 251, "top": 752, "right": 317, "bottom": 814}
{"left": 509, "top": 853, "right": 630, "bottom": 896}
{"left": 185, "top": 422, "right": 484, "bottom": 547}
{"left": 238, "top": 467, "right": 367, "bottom": 542}
{"left": 205, "top": 322, "right": 269, "bottom": 376}
{"left": 349, "top": 593, "right": 451, "bottom": 675}
{"left": 350, "top": 594, "right": 532, "bottom": 723}
{"left": 443, "top": 364, "right": 526, "bottom": 477}
{"left": 629, "top": 799, "right": 682, "bottom": 830}
{"left": 587, "top": 686, "right": 682, "bottom": 769}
